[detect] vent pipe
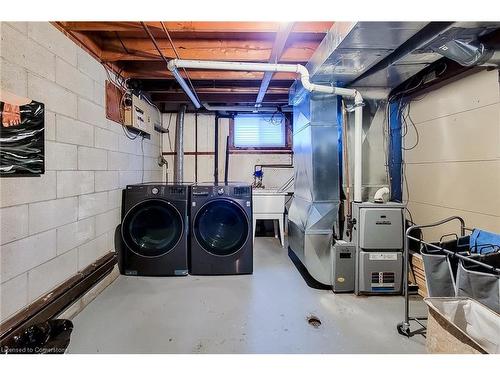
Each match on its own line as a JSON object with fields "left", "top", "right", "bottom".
{"left": 174, "top": 104, "right": 186, "bottom": 182}
{"left": 167, "top": 59, "right": 365, "bottom": 202}
{"left": 422, "top": 26, "right": 500, "bottom": 68}
{"left": 431, "top": 39, "right": 500, "bottom": 67}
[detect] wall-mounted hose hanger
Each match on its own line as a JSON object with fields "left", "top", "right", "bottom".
{"left": 167, "top": 59, "right": 365, "bottom": 202}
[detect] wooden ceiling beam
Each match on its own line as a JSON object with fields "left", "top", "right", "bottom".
{"left": 53, "top": 21, "right": 330, "bottom": 107}
{"left": 148, "top": 87, "right": 289, "bottom": 94}
{"left": 59, "top": 21, "right": 333, "bottom": 34}
{"left": 100, "top": 39, "right": 317, "bottom": 62}
{"left": 152, "top": 92, "right": 289, "bottom": 103}
{"left": 135, "top": 79, "right": 295, "bottom": 90}
{"left": 256, "top": 22, "right": 294, "bottom": 105}
{"left": 124, "top": 67, "right": 298, "bottom": 80}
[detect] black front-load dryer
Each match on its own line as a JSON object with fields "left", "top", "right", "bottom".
{"left": 117, "top": 183, "right": 190, "bottom": 276}
{"left": 190, "top": 183, "right": 253, "bottom": 275}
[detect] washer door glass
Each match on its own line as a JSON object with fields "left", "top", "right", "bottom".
{"left": 194, "top": 199, "right": 249, "bottom": 256}
{"left": 123, "top": 199, "right": 183, "bottom": 257}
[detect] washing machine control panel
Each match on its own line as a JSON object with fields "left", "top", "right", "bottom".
{"left": 147, "top": 186, "right": 165, "bottom": 196}
{"left": 126, "top": 184, "right": 188, "bottom": 199}
{"left": 192, "top": 185, "right": 252, "bottom": 199}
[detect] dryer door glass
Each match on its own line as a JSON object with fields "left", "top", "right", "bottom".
{"left": 194, "top": 199, "right": 249, "bottom": 256}
{"left": 123, "top": 200, "right": 183, "bottom": 257}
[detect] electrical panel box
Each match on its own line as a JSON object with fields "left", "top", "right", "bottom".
{"left": 124, "top": 94, "right": 160, "bottom": 135}
{"left": 331, "top": 241, "right": 356, "bottom": 293}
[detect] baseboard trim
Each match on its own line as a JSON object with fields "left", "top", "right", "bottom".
{"left": 0, "top": 252, "right": 117, "bottom": 350}
{"left": 57, "top": 265, "right": 119, "bottom": 320}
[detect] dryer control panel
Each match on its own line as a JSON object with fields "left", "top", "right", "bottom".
{"left": 192, "top": 184, "right": 251, "bottom": 199}
{"left": 126, "top": 183, "right": 188, "bottom": 199}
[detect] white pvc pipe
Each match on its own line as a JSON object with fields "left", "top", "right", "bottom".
{"left": 374, "top": 186, "right": 390, "bottom": 203}
{"left": 167, "top": 58, "right": 364, "bottom": 202}
{"left": 353, "top": 91, "right": 363, "bottom": 202}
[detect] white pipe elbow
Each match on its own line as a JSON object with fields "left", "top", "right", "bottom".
{"left": 354, "top": 90, "right": 363, "bottom": 104}
{"left": 296, "top": 65, "right": 314, "bottom": 92}
{"left": 374, "top": 187, "right": 390, "bottom": 203}
{"left": 167, "top": 59, "right": 177, "bottom": 72}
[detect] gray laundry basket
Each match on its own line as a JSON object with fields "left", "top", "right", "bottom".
{"left": 456, "top": 253, "right": 500, "bottom": 313}
{"left": 421, "top": 249, "right": 456, "bottom": 297}
{"left": 420, "top": 239, "right": 468, "bottom": 298}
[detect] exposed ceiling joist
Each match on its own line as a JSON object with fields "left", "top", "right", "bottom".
{"left": 54, "top": 21, "right": 332, "bottom": 109}
{"left": 58, "top": 21, "right": 332, "bottom": 34}
{"left": 256, "top": 22, "right": 294, "bottom": 105}
{"left": 152, "top": 92, "right": 288, "bottom": 103}
{"left": 149, "top": 87, "right": 289, "bottom": 94}
{"left": 135, "top": 79, "right": 294, "bottom": 90}
{"left": 124, "top": 67, "right": 298, "bottom": 80}
{"left": 100, "top": 39, "right": 317, "bottom": 62}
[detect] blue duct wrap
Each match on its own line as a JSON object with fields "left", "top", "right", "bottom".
{"left": 388, "top": 101, "right": 402, "bottom": 202}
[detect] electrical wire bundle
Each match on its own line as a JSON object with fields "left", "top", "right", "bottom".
{"left": 265, "top": 111, "right": 285, "bottom": 126}
{"left": 102, "top": 63, "right": 154, "bottom": 183}
{"left": 385, "top": 63, "right": 448, "bottom": 225}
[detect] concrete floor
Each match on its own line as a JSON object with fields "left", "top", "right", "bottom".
{"left": 68, "top": 237, "right": 427, "bottom": 353}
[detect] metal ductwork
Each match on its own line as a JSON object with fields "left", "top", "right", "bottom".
{"left": 425, "top": 28, "right": 500, "bottom": 67}
{"left": 351, "top": 22, "right": 500, "bottom": 88}
{"left": 289, "top": 22, "right": 430, "bottom": 102}
{"left": 173, "top": 104, "right": 186, "bottom": 182}
{"left": 287, "top": 92, "right": 342, "bottom": 285}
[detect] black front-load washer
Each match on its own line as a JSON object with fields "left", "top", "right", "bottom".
{"left": 117, "top": 183, "right": 190, "bottom": 276}
{"left": 190, "top": 183, "right": 253, "bottom": 275}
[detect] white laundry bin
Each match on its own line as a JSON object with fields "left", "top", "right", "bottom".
{"left": 424, "top": 297, "right": 500, "bottom": 354}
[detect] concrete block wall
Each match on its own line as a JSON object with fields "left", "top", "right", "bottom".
{"left": 162, "top": 113, "right": 294, "bottom": 188}
{"left": 0, "top": 22, "right": 163, "bottom": 322}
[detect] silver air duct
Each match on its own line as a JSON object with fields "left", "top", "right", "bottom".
{"left": 425, "top": 26, "right": 500, "bottom": 67}
{"left": 174, "top": 104, "right": 186, "bottom": 182}
{"left": 432, "top": 39, "right": 500, "bottom": 67}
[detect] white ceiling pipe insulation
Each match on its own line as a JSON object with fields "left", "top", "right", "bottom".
{"left": 167, "top": 59, "right": 364, "bottom": 202}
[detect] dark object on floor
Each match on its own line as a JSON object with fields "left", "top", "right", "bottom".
{"left": 3, "top": 319, "right": 73, "bottom": 354}
{"left": 307, "top": 315, "right": 322, "bottom": 328}
{"left": 288, "top": 248, "right": 330, "bottom": 290}
{"left": 0, "top": 252, "right": 116, "bottom": 350}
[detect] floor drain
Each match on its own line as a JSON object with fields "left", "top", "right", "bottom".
{"left": 307, "top": 315, "right": 322, "bottom": 328}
